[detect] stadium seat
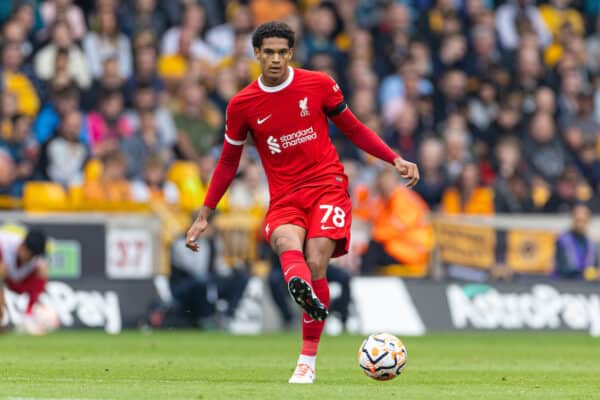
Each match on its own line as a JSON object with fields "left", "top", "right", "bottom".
{"left": 167, "top": 161, "right": 200, "bottom": 185}
{"left": 84, "top": 159, "right": 103, "bottom": 182}
{"left": 577, "top": 184, "right": 592, "bottom": 202}
{"left": 532, "top": 185, "right": 550, "bottom": 208}
{"left": 68, "top": 185, "right": 84, "bottom": 209}
{"left": 23, "top": 182, "right": 68, "bottom": 212}
{"left": 0, "top": 195, "right": 22, "bottom": 209}
{"left": 177, "top": 178, "right": 205, "bottom": 212}
{"left": 167, "top": 161, "right": 203, "bottom": 211}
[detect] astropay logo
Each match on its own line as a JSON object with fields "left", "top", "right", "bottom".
{"left": 2, "top": 281, "right": 122, "bottom": 334}
{"left": 267, "top": 136, "right": 281, "bottom": 154}
{"left": 447, "top": 284, "right": 600, "bottom": 336}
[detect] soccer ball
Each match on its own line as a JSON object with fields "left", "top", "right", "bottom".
{"left": 358, "top": 333, "right": 407, "bottom": 381}
{"left": 33, "top": 304, "right": 60, "bottom": 333}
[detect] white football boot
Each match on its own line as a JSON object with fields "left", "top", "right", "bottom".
{"left": 288, "top": 363, "right": 316, "bottom": 384}
{"left": 18, "top": 314, "right": 45, "bottom": 336}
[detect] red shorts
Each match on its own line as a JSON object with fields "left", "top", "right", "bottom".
{"left": 264, "top": 180, "right": 352, "bottom": 258}
{"left": 6, "top": 272, "right": 46, "bottom": 296}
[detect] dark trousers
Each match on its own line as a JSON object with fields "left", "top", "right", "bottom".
{"left": 361, "top": 240, "right": 398, "bottom": 275}
{"left": 170, "top": 270, "right": 249, "bottom": 320}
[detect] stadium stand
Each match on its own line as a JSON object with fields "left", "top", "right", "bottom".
{"left": 0, "top": 0, "right": 599, "bottom": 281}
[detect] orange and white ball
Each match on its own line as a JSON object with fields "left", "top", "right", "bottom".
{"left": 358, "top": 333, "right": 407, "bottom": 381}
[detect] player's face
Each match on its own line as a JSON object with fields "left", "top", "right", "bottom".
{"left": 255, "top": 37, "right": 293, "bottom": 85}
{"left": 17, "top": 244, "right": 34, "bottom": 263}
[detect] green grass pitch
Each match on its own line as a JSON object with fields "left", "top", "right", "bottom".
{"left": 1, "top": 331, "right": 599, "bottom": 399}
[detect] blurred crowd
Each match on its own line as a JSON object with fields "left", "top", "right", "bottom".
{"left": 0, "top": 0, "right": 599, "bottom": 270}
{"left": 0, "top": 0, "right": 600, "bottom": 213}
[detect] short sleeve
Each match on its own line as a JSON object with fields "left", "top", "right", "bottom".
{"left": 224, "top": 98, "right": 248, "bottom": 146}
{"left": 321, "top": 73, "right": 346, "bottom": 116}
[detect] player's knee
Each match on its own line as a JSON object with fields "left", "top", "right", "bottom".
{"left": 272, "top": 235, "right": 299, "bottom": 254}
{"left": 306, "top": 257, "right": 327, "bottom": 279}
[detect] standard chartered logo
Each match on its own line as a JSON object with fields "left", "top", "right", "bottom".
{"left": 268, "top": 126, "right": 317, "bottom": 155}
{"left": 267, "top": 136, "right": 281, "bottom": 154}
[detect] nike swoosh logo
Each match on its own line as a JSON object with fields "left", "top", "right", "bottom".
{"left": 283, "top": 266, "right": 294, "bottom": 277}
{"left": 303, "top": 318, "right": 315, "bottom": 324}
{"left": 257, "top": 114, "right": 272, "bottom": 124}
{"left": 321, "top": 225, "right": 336, "bottom": 230}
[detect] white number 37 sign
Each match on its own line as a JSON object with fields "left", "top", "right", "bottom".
{"left": 106, "top": 229, "right": 153, "bottom": 279}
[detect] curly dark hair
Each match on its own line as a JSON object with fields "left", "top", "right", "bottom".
{"left": 252, "top": 21, "right": 295, "bottom": 49}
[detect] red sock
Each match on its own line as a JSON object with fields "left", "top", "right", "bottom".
{"left": 11, "top": 276, "right": 46, "bottom": 315}
{"left": 301, "top": 278, "right": 330, "bottom": 356}
{"left": 279, "top": 250, "right": 312, "bottom": 286}
{"left": 26, "top": 289, "right": 41, "bottom": 315}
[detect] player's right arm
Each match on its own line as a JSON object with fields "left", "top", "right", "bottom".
{"left": 319, "top": 73, "right": 419, "bottom": 187}
{"left": 186, "top": 99, "right": 248, "bottom": 251}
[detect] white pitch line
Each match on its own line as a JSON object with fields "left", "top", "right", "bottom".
{"left": 7, "top": 398, "right": 109, "bottom": 400}
{"left": 1, "top": 376, "right": 189, "bottom": 384}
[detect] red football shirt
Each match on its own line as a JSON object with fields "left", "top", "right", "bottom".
{"left": 224, "top": 67, "right": 347, "bottom": 204}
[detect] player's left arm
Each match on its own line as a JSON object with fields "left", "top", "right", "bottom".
{"left": 321, "top": 75, "right": 419, "bottom": 187}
